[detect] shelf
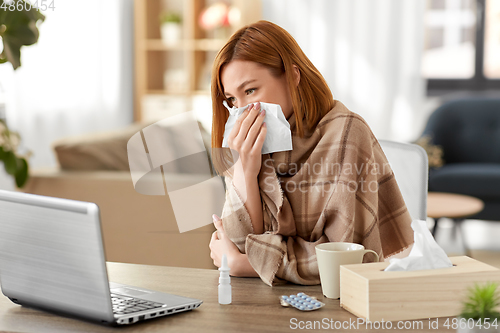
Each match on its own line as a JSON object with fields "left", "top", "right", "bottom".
{"left": 146, "top": 89, "right": 211, "bottom": 96}
{"left": 134, "top": 0, "right": 261, "bottom": 122}
{"left": 143, "top": 39, "right": 226, "bottom": 51}
{"left": 147, "top": 89, "right": 191, "bottom": 96}
{"left": 193, "top": 90, "right": 211, "bottom": 95}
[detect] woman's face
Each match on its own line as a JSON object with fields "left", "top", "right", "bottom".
{"left": 221, "top": 60, "right": 294, "bottom": 119}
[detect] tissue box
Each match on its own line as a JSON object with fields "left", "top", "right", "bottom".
{"left": 340, "top": 256, "right": 500, "bottom": 322}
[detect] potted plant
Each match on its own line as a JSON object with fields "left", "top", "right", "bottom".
{"left": 414, "top": 135, "right": 444, "bottom": 169}
{"left": 458, "top": 282, "right": 500, "bottom": 333}
{"left": 0, "top": 118, "right": 30, "bottom": 187}
{"left": 160, "top": 11, "right": 182, "bottom": 45}
{"left": 0, "top": 0, "right": 45, "bottom": 187}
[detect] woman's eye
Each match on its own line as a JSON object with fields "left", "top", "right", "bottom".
{"left": 227, "top": 97, "right": 236, "bottom": 104}
{"left": 245, "top": 88, "right": 255, "bottom": 95}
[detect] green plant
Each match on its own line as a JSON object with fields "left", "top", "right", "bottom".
{"left": 0, "top": 119, "right": 29, "bottom": 187}
{"left": 461, "top": 282, "right": 500, "bottom": 323}
{"left": 0, "top": 0, "right": 45, "bottom": 187}
{"left": 414, "top": 135, "right": 444, "bottom": 169}
{"left": 0, "top": 0, "right": 45, "bottom": 69}
{"left": 160, "top": 11, "right": 181, "bottom": 24}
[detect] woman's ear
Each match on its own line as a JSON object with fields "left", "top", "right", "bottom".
{"left": 292, "top": 65, "right": 300, "bottom": 87}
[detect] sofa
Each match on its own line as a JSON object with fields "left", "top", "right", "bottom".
{"left": 23, "top": 120, "right": 217, "bottom": 269}
{"left": 422, "top": 98, "right": 500, "bottom": 221}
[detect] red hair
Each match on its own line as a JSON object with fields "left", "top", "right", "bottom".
{"left": 210, "top": 20, "right": 335, "bottom": 173}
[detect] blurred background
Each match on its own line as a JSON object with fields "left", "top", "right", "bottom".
{"left": 0, "top": 0, "right": 499, "bottom": 269}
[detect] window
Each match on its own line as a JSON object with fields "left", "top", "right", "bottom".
{"left": 484, "top": 0, "right": 500, "bottom": 78}
{"left": 422, "top": 0, "right": 500, "bottom": 94}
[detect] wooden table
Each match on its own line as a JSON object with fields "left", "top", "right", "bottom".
{"left": 427, "top": 192, "right": 484, "bottom": 221}
{"left": 0, "top": 263, "right": 456, "bottom": 332}
{"left": 427, "top": 192, "right": 484, "bottom": 256}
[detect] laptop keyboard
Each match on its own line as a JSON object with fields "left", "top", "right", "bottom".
{"left": 111, "top": 293, "right": 166, "bottom": 315}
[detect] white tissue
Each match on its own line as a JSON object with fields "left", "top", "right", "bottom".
{"left": 222, "top": 101, "right": 293, "bottom": 154}
{"left": 384, "top": 220, "right": 453, "bottom": 271}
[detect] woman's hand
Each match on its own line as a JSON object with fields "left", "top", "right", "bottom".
{"left": 209, "top": 214, "right": 259, "bottom": 277}
{"left": 209, "top": 214, "right": 241, "bottom": 269}
{"left": 227, "top": 102, "right": 267, "bottom": 180}
{"left": 225, "top": 102, "right": 266, "bottom": 234}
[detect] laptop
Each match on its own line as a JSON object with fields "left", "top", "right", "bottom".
{"left": 0, "top": 190, "right": 202, "bottom": 325}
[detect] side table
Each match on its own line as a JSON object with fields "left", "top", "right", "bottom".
{"left": 427, "top": 192, "right": 484, "bottom": 256}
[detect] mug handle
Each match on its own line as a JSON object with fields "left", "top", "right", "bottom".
{"left": 362, "top": 250, "right": 379, "bottom": 262}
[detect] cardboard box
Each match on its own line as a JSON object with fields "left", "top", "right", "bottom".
{"left": 340, "top": 256, "right": 500, "bottom": 321}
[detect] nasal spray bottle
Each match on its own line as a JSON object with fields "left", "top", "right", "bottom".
{"left": 218, "top": 254, "right": 232, "bottom": 304}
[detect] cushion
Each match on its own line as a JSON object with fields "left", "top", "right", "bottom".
{"left": 53, "top": 121, "right": 212, "bottom": 172}
{"left": 429, "top": 163, "right": 500, "bottom": 200}
{"left": 469, "top": 200, "right": 500, "bottom": 220}
{"left": 422, "top": 99, "right": 500, "bottom": 164}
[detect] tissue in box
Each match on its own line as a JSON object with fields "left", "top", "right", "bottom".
{"left": 340, "top": 256, "right": 500, "bottom": 322}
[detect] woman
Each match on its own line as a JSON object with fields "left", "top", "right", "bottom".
{"left": 209, "top": 20, "right": 413, "bottom": 286}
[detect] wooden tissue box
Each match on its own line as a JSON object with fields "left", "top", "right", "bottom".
{"left": 340, "top": 256, "right": 500, "bottom": 322}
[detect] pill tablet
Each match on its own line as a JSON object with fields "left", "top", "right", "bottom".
{"left": 280, "top": 293, "right": 325, "bottom": 311}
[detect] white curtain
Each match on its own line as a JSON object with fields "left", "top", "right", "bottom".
{"left": 262, "top": 0, "right": 427, "bottom": 142}
{"left": 0, "top": 0, "right": 134, "bottom": 168}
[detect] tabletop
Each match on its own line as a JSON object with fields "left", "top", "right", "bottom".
{"left": 427, "top": 192, "right": 484, "bottom": 219}
{"left": 0, "top": 262, "right": 457, "bottom": 333}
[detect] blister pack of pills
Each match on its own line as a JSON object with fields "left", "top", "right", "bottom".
{"left": 280, "top": 292, "right": 325, "bottom": 311}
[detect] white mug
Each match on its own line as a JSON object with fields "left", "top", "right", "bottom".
{"left": 315, "top": 242, "right": 379, "bottom": 299}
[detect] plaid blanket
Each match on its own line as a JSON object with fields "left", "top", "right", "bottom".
{"left": 221, "top": 100, "right": 414, "bottom": 286}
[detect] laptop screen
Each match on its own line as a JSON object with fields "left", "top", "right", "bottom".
{"left": 0, "top": 190, "right": 114, "bottom": 322}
